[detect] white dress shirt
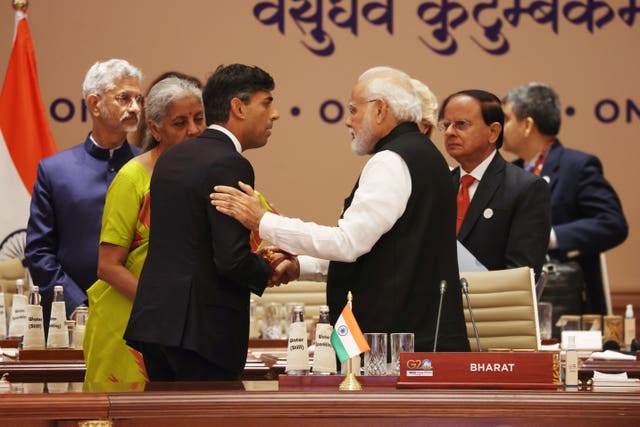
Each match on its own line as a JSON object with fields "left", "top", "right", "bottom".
{"left": 459, "top": 149, "right": 496, "bottom": 201}
{"left": 259, "top": 150, "right": 411, "bottom": 279}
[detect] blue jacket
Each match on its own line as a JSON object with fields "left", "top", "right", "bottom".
{"left": 516, "top": 140, "right": 628, "bottom": 314}
{"left": 25, "top": 134, "right": 139, "bottom": 328}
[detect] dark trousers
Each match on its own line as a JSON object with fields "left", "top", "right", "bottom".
{"left": 139, "top": 342, "right": 239, "bottom": 382}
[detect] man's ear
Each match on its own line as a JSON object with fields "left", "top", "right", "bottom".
{"left": 523, "top": 116, "right": 535, "bottom": 137}
{"left": 488, "top": 122, "right": 502, "bottom": 144}
{"left": 86, "top": 94, "right": 101, "bottom": 117}
{"left": 373, "top": 99, "right": 388, "bottom": 124}
{"left": 230, "top": 98, "right": 245, "bottom": 119}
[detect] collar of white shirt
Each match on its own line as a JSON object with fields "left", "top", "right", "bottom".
{"left": 208, "top": 124, "right": 242, "bottom": 154}
{"left": 524, "top": 151, "right": 543, "bottom": 172}
{"left": 460, "top": 149, "right": 497, "bottom": 183}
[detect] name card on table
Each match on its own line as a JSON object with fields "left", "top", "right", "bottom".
{"left": 397, "top": 352, "right": 561, "bottom": 389}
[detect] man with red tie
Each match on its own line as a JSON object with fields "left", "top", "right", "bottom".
{"left": 440, "top": 89, "right": 551, "bottom": 278}
{"left": 502, "top": 83, "right": 627, "bottom": 314}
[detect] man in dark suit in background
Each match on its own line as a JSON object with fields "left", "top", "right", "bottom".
{"left": 441, "top": 90, "right": 551, "bottom": 278}
{"left": 212, "top": 66, "right": 470, "bottom": 353}
{"left": 503, "top": 83, "right": 628, "bottom": 314}
{"left": 124, "top": 64, "right": 299, "bottom": 381}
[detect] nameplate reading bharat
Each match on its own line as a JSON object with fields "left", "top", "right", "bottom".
{"left": 397, "top": 352, "right": 560, "bottom": 390}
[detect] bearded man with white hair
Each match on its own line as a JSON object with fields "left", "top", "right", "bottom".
{"left": 26, "top": 59, "right": 142, "bottom": 332}
{"left": 212, "top": 66, "right": 470, "bottom": 353}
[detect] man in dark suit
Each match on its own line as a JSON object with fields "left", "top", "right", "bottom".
{"left": 124, "top": 64, "right": 299, "bottom": 381}
{"left": 503, "top": 83, "right": 628, "bottom": 314}
{"left": 212, "top": 66, "right": 470, "bottom": 353}
{"left": 440, "top": 90, "right": 551, "bottom": 278}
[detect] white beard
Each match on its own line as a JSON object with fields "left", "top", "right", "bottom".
{"left": 350, "top": 116, "right": 374, "bottom": 156}
{"left": 122, "top": 122, "right": 139, "bottom": 133}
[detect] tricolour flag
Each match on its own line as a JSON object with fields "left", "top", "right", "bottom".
{"left": 0, "top": 8, "right": 57, "bottom": 248}
{"left": 330, "top": 302, "right": 370, "bottom": 363}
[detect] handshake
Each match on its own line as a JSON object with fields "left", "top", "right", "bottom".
{"left": 260, "top": 246, "right": 300, "bottom": 287}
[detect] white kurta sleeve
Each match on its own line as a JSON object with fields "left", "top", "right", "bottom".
{"left": 259, "top": 150, "right": 411, "bottom": 262}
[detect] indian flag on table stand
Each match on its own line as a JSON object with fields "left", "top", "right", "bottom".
{"left": 330, "top": 296, "right": 370, "bottom": 363}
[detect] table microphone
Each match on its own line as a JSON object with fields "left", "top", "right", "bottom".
{"left": 433, "top": 280, "right": 447, "bottom": 352}
{"left": 461, "top": 278, "right": 482, "bottom": 352}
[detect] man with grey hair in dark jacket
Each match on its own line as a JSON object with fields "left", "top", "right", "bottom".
{"left": 503, "top": 82, "right": 628, "bottom": 315}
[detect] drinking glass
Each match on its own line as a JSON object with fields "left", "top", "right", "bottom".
{"left": 263, "top": 302, "right": 284, "bottom": 339}
{"left": 537, "top": 302, "right": 552, "bottom": 340}
{"left": 364, "top": 333, "right": 387, "bottom": 376}
{"left": 391, "top": 332, "right": 414, "bottom": 375}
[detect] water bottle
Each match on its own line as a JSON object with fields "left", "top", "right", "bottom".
{"left": 73, "top": 305, "right": 89, "bottom": 350}
{"left": 312, "top": 305, "right": 337, "bottom": 375}
{"left": 564, "top": 335, "right": 578, "bottom": 389}
{"left": 8, "top": 279, "right": 27, "bottom": 338}
{"left": 23, "top": 286, "right": 45, "bottom": 350}
{"left": 624, "top": 304, "right": 636, "bottom": 352}
{"left": 286, "top": 305, "right": 309, "bottom": 375}
{"left": 47, "top": 285, "right": 69, "bottom": 348}
{"left": 28, "top": 286, "right": 41, "bottom": 305}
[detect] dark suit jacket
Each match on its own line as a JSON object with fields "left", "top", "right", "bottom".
{"left": 515, "top": 140, "right": 628, "bottom": 314}
{"left": 453, "top": 151, "right": 551, "bottom": 278}
{"left": 124, "top": 129, "right": 270, "bottom": 377}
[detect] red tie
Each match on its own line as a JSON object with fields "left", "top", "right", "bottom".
{"left": 531, "top": 151, "right": 546, "bottom": 176}
{"left": 530, "top": 142, "right": 554, "bottom": 176}
{"left": 456, "top": 175, "right": 475, "bottom": 235}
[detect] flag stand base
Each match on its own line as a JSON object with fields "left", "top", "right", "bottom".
{"left": 338, "top": 372, "right": 363, "bottom": 391}
{"left": 338, "top": 358, "right": 362, "bottom": 391}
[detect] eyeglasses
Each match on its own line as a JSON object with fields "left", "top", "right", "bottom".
{"left": 113, "top": 92, "right": 144, "bottom": 107}
{"left": 437, "top": 119, "right": 473, "bottom": 132}
{"left": 347, "top": 99, "right": 378, "bottom": 116}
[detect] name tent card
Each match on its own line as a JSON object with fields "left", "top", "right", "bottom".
{"left": 397, "top": 352, "right": 561, "bottom": 389}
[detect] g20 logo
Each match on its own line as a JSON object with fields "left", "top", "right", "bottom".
{"left": 406, "top": 359, "right": 432, "bottom": 370}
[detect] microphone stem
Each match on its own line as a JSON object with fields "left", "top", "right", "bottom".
{"left": 433, "top": 291, "right": 445, "bottom": 352}
{"left": 464, "top": 287, "right": 482, "bottom": 352}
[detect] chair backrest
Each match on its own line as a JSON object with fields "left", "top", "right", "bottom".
{"left": 252, "top": 280, "right": 327, "bottom": 336}
{"left": 255, "top": 280, "right": 327, "bottom": 318}
{"left": 0, "top": 258, "right": 27, "bottom": 314}
{"left": 460, "top": 267, "right": 540, "bottom": 351}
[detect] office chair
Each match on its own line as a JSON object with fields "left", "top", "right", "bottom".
{"left": 460, "top": 267, "right": 540, "bottom": 351}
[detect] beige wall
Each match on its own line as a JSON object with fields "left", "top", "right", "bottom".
{"left": 1, "top": 1, "right": 638, "bottom": 295}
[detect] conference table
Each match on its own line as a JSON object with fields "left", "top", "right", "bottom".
{"left": 2, "top": 379, "right": 640, "bottom": 426}
{"left": 1, "top": 344, "right": 640, "bottom": 426}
